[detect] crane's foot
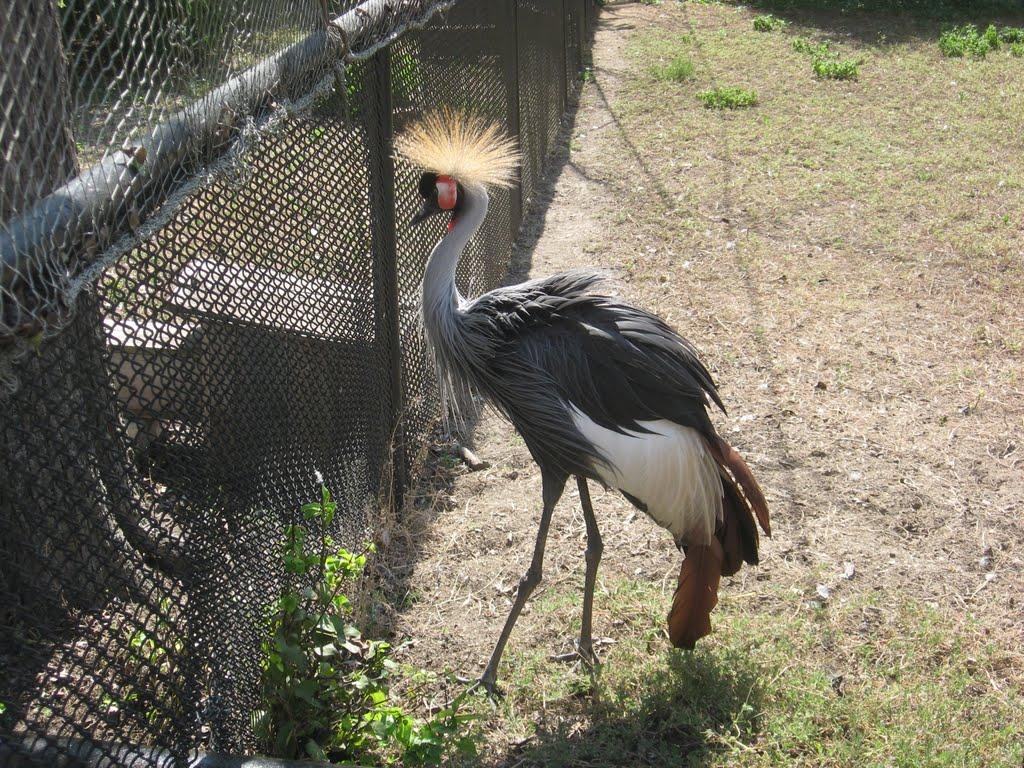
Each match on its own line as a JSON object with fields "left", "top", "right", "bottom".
{"left": 550, "top": 639, "right": 602, "bottom": 670}
{"left": 456, "top": 673, "right": 505, "bottom": 700}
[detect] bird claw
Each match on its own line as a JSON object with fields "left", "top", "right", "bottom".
{"left": 550, "top": 639, "right": 601, "bottom": 670}
{"left": 457, "top": 674, "right": 505, "bottom": 701}
{"left": 579, "top": 644, "right": 601, "bottom": 670}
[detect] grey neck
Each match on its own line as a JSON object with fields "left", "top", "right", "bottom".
{"left": 421, "top": 182, "right": 489, "bottom": 328}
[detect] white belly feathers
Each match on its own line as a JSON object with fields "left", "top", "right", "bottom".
{"left": 569, "top": 406, "right": 723, "bottom": 546}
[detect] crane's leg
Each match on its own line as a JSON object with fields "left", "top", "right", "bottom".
{"left": 577, "top": 475, "right": 603, "bottom": 667}
{"left": 478, "top": 470, "right": 567, "bottom": 694}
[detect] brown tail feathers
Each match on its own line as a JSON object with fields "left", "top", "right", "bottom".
{"left": 706, "top": 435, "right": 771, "bottom": 537}
{"left": 667, "top": 435, "right": 770, "bottom": 649}
{"left": 667, "top": 539, "right": 723, "bottom": 649}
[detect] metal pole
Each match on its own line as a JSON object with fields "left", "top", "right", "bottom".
{"left": 559, "top": 0, "right": 568, "bottom": 114}
{"left": 504, "top": 0, "right": 522, "bottom": 238}
{"left": 364, "top": 47, "right": 406, "bottom": 511}
{"left": 578, "top": 0, "right": 587, "bottom": 71}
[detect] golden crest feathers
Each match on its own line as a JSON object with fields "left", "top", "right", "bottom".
{"left": 394, "top": 108, "right": 519, "bottom": 188}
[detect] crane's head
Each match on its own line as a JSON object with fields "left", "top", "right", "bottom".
{"left": 394, "top": 108, "right": 519, "bottom": 228}
{"left": 411, "top": 171, "right": 463, "bottom": 227}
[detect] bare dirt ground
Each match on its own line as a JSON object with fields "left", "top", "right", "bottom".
{"left": 386, "top": 2, "right": 1023, "bottom": 764}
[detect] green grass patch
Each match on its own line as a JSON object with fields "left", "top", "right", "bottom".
{"left": 496, "top": 579, "right": 1024, "bottom": 767}
{"left": 812, "top": 56, "right": 862, "bottom": 79}
{"left": 651, "top": 56, "right": 696, "bottom": 82}
{"left": 630, "top": 32, "right": 699, "bottom": 84}
{"left": 697, "top": 86, "right": 758, "bottom": 109}
{"left": 1011, "top": 41, "right": 1024, "bottom": 56}
{"left": 753, "top": 14, "right": 787, "bottom": 32}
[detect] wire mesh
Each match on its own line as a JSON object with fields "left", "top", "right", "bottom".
{"left": 0, "top": 1, "right": 595, "bottom": 765}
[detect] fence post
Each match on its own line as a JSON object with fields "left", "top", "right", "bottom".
{"left": 504, "top": 0, "right": 522, "bottom": 238}
{"left": 578, "top": 0, "right": 587, "bottom": 69}
{"left": 364, "top": 47, "right": 406, "bottom": 512}
{"left": 560, "top": 0, "right": 569, "bottom": 113}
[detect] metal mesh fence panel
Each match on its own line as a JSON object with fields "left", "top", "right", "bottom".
{"left": 516, "top": 0, "right": 568, "bottom": 208}
{"left": 1, "top": 1, "right": 595, "bottom": 765}
{"left": 392, "top": 3, "right": 520, "bottom": 475}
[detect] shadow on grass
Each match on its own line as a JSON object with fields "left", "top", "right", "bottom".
{"left": 494, "top": 648, "right": 763, "bottom": 768}
{"left": 730, "top": 0, "right": 1024, "bottom": 44}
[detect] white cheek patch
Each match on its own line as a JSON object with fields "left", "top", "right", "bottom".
{"left": 436, "top": 176, "right": 458, "bottom": 210}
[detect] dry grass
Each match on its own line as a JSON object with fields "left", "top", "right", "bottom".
{"left": 382, "top": 2, "right": 1024, "bottom": 765}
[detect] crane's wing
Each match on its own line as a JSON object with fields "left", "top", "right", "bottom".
{"left": 464, "top": 270, "right": 724, "bottom": 441}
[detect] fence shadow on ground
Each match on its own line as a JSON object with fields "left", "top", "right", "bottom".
{"left": 730, "top": 0, "right": 1024, "bottom": 44}
{"left": 490, "top": 649, "right": 763, "bottom": 768}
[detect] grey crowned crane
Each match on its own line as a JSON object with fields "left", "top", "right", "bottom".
{"left": 395, "top": 110, "right": 770, "bottom": 693}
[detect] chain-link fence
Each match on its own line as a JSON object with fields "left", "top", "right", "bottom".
{"left": 0, "top": 1, "right": 595, "bottom": 765}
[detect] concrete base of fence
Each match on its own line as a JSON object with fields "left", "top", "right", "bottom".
{"left": 0, "top": 738, "right": 356, "bottom": 768}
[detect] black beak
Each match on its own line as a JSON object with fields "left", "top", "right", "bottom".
{"left": 411, "top": 198, "right": 441, "bottom": 226}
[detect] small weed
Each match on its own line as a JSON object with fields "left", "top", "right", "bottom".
{"left": 1011, "top": 42, "right": 1024, "bottom": 57}
{"left": 984, "top": 23, "right": 1002, "bottom": 49}
{"left": 1000, "top": 26, "right": 1024, "bottom": 43}
{"left": 793, "top": 35, "right": 861, "bottom": 80}
{"left": 697, "top": 86, "right": 757, "bottom": 109}
{"left": 753, "top": 14, "right": 787, "bottom": 32}
{"left": 651, "top": 56, "right": 696, "bottom": 82}
{"left": 254, "top": 486, "right": 478, "bottom": 764}
{"left": 938, "top": 24, "right": 999, "bottom": 58}
{"left": 792, "top": 36, "right": 831, "bottom": 57}
{"left": 813, "top": 56, "right": 861, "bottom": 80}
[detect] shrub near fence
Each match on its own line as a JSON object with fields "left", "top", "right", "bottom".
{"left": 0, "top": 1, "right": 595, "bottom": 765}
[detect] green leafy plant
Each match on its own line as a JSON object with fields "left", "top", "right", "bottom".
{"left": 792, "top": 37, "right": 831, "bottom": 57}
{"left": 697, "top": 86, "right": 758, "bottom": 109}
{"left": 792, "top": 36, "right": 861, "bottom": 80}
{"left": 983, "top": 23, "right": 1002, "bottom": 49}
{"left": 938, "top": 24, "right": 998, "bottom": 58}
{"left": 1011, "top": 42, "right": 1024, "bottom": 57}
{"left": 1000, "top": 26, "right": 1024, "bottom": 43}
{"left": 753, "top": 14, "right": 787, "bottom": 32}
{"left": 253, "top": 486, "right": 477, "bottom": 764}
{"left": 812, "top": 56, "right": 861, "bottom": 80}
{"left": 651, "top": 56, "right": 696, "bottom": 82}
